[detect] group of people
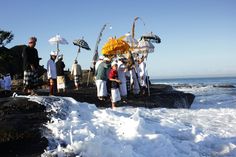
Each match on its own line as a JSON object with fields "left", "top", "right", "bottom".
{"left": 23, "top": 37, "right": 83, "bottom": 96}
{"left": 95, "top": 54, "right": 147, "bottom": 109}
{"left": 4, "top": 36, "right": 148, "bottom": 109}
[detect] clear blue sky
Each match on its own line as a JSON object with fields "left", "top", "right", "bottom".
{"left": 1, "top": 0, "right": 236, "bottom": 78}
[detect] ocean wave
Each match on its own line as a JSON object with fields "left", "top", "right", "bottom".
{"left": 172, "top": 83, "right": 235, "bottom": 90}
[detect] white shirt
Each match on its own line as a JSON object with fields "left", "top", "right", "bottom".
{"left": 47, "top": 59, "right": 57, "bottom": 79}
{"left": 139, "top": 61, "right": 146, "bottom": 77}
{"left": 117, "top": 61, "right": 126, "bottom": 83}
{"left": 71, "top": 63, "right": 82, "bottom": 76}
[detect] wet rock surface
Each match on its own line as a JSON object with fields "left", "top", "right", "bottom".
{"left": 0, "top": 97, "right": 48, "bottom": 156}
{"left": 55, "top": 84, "right": 195, "bottom": 109}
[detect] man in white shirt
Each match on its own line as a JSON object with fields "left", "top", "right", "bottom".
{"left": 47, "top": 51, "right": 57, "bottom": 95}
{"left": 139, "top": 56, "right": 147, "bottom": 95}
{"left": 117, "top": 58, "right": 128, "bottom": 101}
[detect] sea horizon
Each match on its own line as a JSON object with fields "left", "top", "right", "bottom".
{"left": 150, "top": 75, "right": 236, "bottom": 80}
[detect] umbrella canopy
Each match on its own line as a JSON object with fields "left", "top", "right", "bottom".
{"left": 120, "top": 33, "right": 138, "bottom": 48}
{"left": 133, "top": 39, "right": 155, "bottom": 54}
{"left": 49, "top": 35, "right": 68, "bottom": 45}
{"left": 102, "top": 38, "right": 130, "bottom": 56}
{"left": 73, "top": 39, "right": 91, "bottom": 50}
{"left": 140, "top": 32, "right": 161, "bottom": 44}
{"left": 49, "top": 35, "right": 68, "bottom": 52}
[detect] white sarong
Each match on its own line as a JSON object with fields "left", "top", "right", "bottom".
{"left": 119, "top": 82, "right": 127, "bottom": 96}
{"left": 57, "top": 76, "right": 65, "bottom": 89}
{"left": 96, "top": 80, "right": 107, "bottom": 97}
{"left": 111, "top": 88, "right": 121, "bottom": 103}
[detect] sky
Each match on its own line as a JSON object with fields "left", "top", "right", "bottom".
{"left": 1, "top": 0, "right": 236, "bottom": 78}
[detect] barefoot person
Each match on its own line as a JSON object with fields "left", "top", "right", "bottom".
{"left": 47, "top": 51, "right": 57, "bottom": 96}
{"left": 109, "top": 61, "right": 121, "bottom": 109}
{"left": 22, "top": 37, "right": 39, "bottom": 95}
{"left": 71, "top": 60, "right": 82, "bottom": 90}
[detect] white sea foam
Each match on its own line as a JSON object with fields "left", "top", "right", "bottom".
{"left": 25, "top": 96, "right": 236, "bottom": 157}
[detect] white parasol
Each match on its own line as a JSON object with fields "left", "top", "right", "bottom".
{"left": 48, "top": 34, "right": 68, "bottom": 52}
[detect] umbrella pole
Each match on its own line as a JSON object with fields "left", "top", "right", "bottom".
{"left": 87, "top": 69, "right": 91, "bottom": 86}
{"left": 57, "top": 42, "right": 59, "bottom": 52}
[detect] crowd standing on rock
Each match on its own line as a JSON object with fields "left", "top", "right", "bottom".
{"left": 1, "top": 35, "right": 150, "bottom": 109}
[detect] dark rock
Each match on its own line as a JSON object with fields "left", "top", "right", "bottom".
{"left": 0, "top": 45, "right": 46, "bottom": 79}
{"left": 0, "top": 90, "right": 12, "bottom": 98}
{"left": 0, "top": 97, "right": 48, "bottom": 156}
{"left": 53, "top": 84, "right": 195, "bottom": 109}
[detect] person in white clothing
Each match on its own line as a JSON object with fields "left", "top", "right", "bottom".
{"left": 95, "top": 57, "right": 110, "bottom": 100}
{"left": 117, "top": 58, "right": 128, "bottom": 102}
{"left": 139, "top": 56, "right": 147, "bottom": 95}
{"left": 71, "top": 60, "right": 82, "bottom": 90}
{"left": 47, "top": 51, "right": 57, "bottom": 95}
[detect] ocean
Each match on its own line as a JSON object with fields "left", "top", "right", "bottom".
{"left": 151, "top": 77, "right": 236, "bottom": 109}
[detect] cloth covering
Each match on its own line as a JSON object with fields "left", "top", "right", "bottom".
{"left": 111, "top": 88, "right": 121, "bottom": 103}
{"left": 95, "top": 80, "right": 107, "bottom": 97}
{"left": 57, "top": 76, "right": 65, "bottom": 89}
{"left": 23, "top": 70, "right": 38, "bottom": 89}
{"left": 118, "top": 61, "right": 127, "bottom": 96}
{"left": 74, "top": 75, "right": 80, "bottom": 85}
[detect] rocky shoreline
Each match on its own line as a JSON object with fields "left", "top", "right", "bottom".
{"left": 0, "top": 84, "right": 195, "bottom": 156}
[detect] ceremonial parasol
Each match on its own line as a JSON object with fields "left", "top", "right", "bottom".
{"left": 141, "top": 32, "right": 161, "bottom": 44}
{"left": 101, "top": 37, "right": 130, "bottom": 57}
{"left": 133, "top": 39, "right": 155, "bottom": 54}
{"left": 48, "top": 34, "right": 68, "bottom": 53}
{"left": 73, "top": 38, "right": 91, "bottom": 59}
